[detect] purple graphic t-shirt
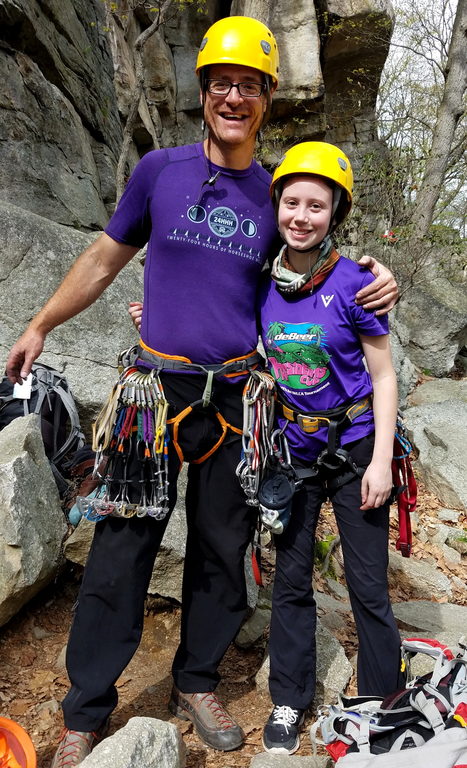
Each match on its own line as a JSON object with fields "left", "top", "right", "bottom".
{"left": 105, "top": 142, "right": 277, "bottom": 365}
{"left": 259, "top": 257, "right": 389, "bottom": 461}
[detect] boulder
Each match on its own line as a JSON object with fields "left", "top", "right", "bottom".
{"left": 404, "top": 400, "right": 467, "bottom": 510}
{"left": 0, "top": 202, "right": 144, "bottom": 440}
{"left": 388, "top": 551, "right": 452, "bottom": 600}
{"left": 80, "top": 717, "right": 185, "bottom": 768}
{"left": 395, "top": 280, "right": 467, "bottom": 377}
{"left": 0, "top": 415, "right": 66, "bottom": 627}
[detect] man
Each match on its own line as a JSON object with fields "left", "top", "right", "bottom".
{"left": 6, "top": 16, "right": 398, "bottom": 767}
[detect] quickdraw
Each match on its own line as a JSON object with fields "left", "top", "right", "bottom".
{"left": 79, "top": 347, "right": 171, "bottom": 523}
{"left": 236, "top": 370, "right": 277, "bottom": 506}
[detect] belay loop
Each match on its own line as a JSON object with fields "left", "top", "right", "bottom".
{"left": 78, "top": 346, "right": 171, "bottom": 523}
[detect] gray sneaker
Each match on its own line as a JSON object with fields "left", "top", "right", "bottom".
{"left": 168, "top": 685, "right": 244, "bottom": 751}
{"left": 49, "top": 728, "right": 98, "bottom": 767}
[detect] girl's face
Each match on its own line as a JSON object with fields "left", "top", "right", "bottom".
{"left": 277, "top": 175, "right": 333, "bottom": 254}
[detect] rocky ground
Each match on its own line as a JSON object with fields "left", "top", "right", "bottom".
{"left": 0, "top": 476, "right": 465, "bottom": 768}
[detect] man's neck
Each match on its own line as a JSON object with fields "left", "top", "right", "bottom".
{"left": 203, "top": 137, "right": 255, "bottom": 170}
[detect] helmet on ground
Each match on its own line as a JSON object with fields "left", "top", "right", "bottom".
{"left": 270, "top": 141, "right": 353, "bottom": 226}
{"left": 196, "top": 16, "right": 279, "bottom": 85}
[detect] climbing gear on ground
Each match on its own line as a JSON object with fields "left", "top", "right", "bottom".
{"left": 270, "top": 141, "right": 353, "bottom": 227}
{"left": 80, "top": 346, "right": 171, "bottom": 522}
{"left": 263, "top": 705, "right": 305, "bottom": 755}
{"left": 196, "top": 16, "right": 279, "bottom": 85}
{"left": 391, "top": 414, "right": 417, "bottom": 557}
{"left": 0, "top": 717, "right": 36, "bottom": 768}
{"left": 0, "top": 362, "right": 85, "bottom": 496}
{"left": 310, "top": 637, "right": 467, "bottom": 763}
{"left": 49, "top": 724, "right": 107, "bottom": 768}
{"left": 168, "top": 685, "right": 244, "bottom": 752}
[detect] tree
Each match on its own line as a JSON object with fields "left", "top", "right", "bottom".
{"left": 409, "top": 0, "right": 467, "bottom": 239}
{"left": 376, "top": 0, "right": 466, "bottom": 240}
{"left": 104, "top": 0, "right": 205, "bottom": 201}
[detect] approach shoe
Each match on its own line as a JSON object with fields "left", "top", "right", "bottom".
{"left": 49, "top": 727, "right": 99, "bottom": 767}
{"left": 168, "top": 685, "right": 244, "bottom": 751}
{"left": 262, "top": 704, "right": 305, "bottom": 754}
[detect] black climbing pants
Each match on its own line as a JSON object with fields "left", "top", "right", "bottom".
{"left": 62, "top": 373, "right": 256, "bottom": 731}
{"left": 268, "top": 433, "right": 405, "bottom": 711}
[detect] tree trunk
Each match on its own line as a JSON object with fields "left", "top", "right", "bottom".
{"left": 115, "top": 10, "right": 167, "bottom": 202}
{"left": 409, "top": 0, "right": 467, "bottom": 239}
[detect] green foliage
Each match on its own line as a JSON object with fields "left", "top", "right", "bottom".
{"left": 314, "top": 535, "right": 338, "bottom": 578}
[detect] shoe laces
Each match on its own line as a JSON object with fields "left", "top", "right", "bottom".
{"left": 55, "top": 729, "right": 96, "bottom": 767}
{"left": 272, "top": 705, "right": 300, "bottom": 732}
{"left": 199, "top": 693, "right": 236, "bottom": 729}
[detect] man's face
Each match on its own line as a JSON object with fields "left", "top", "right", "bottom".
{"left": 201, "top": 64, "right": 269, "bottom": 153}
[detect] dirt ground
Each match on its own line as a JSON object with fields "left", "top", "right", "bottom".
{"left": 0, "top": 477, "right": 465, "bottom": 768}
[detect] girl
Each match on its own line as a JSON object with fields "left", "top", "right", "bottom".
{"left": 259, "top": 142, "right": 404, "bottom": 754}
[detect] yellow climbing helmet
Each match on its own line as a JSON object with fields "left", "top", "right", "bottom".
{"left": 196, "top": 16, "right": 279, "bottom": 85}
{"left": 270, "top": 141, "right": 354, "bottom": 225}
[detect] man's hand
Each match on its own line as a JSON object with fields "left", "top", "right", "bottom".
{"left": 128, "top": 301, "right": 143, "bottom": 333}
{"left": 356, "top": 256, "right": 399, "bottom": 315}
{"left": 6, "top": 328, "right": 46, "bottom": 384}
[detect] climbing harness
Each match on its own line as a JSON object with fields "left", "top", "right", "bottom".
{"left": 78, "top": 343, "right": 262, "bottom": 523}
{"left": 138, "top": 340, "right": 262, "bottom": 466}
{"left": 391, "top": 414, "right": 417, "bottom": 557}
{"left": 279, "top": 396, "right": 372, "bottom": 492}
{"left": 78, "top": 346, "right": 171, "bottom": 523}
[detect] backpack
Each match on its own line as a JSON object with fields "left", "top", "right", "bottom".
{"left": 0, "top": 361, "right": 85, "bottom": 494}
{"left": 311, "top": 638, "right": 467, "bottom": 765}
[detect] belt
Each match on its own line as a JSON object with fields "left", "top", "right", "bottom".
{"left": 279, "top": 397, "right": 372, "bottom": 434}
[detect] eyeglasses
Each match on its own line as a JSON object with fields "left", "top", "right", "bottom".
{"left": 206, "top": 79, "right": 266, "bottom": 98}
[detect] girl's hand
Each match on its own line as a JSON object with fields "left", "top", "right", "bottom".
{"left": 360, "top": 460, "right": 393, "bottom": 510}
{"left": 128, "top": 301, "right": 143, "bottom": 332}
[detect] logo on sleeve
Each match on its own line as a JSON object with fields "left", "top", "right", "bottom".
{"left": 321, "top": 294, "right": 334, "bottom": 307}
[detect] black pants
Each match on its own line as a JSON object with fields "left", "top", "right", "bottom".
{"left": 62, "top": 374, "right": 256, "bottom": 731}
{"left": 268, "top": 434, "right": 404, "bottom": 711}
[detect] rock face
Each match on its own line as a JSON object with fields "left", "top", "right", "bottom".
{"left": 0, "top": 202, "right": 143, "bottom": 439}
{"left": 0, "top": 415, "right": 66, "bottom": 627}
{"left": 0, "top": 0, "right": 122, "bottom": 228}
{"left": 404, "top": 399, "right": 467, "bottom": 511}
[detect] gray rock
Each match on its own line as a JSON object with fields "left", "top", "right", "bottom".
{"left": 315, "top": 620, "right": 353, "bottom": 704}
{"left": 80, "top": 717, "right": 185, "bottom": 768}
{"left": 388, "top": 551, "right": 452, "bottom": 600}
{"left": 250, "top": 754, "right": 332, "bottom": 768}
{"left": 0, "top": 415, "right": 66, "bottom": 627}
{"left": 408, "top": 378, "right": 467, "bottom": 407}
{"left": 255, "top": 620, "right": 352, "bottom": 706}
{"left": 0, "top": 202, "right": 144, "bottom": 440}
{"left": 0, "top": 0, "right": 121, "bottom": 229}
{"left": 438, "top": 508, "right": 462, "bottom": 523}
{"left": 392, "top": 601, "right": 467, "bottom": 637}
{"left": 395, "top": 280, "right": 467, "bottom": 377}
{"left": 404, "top": 400, "right": 467, "bottom": 510}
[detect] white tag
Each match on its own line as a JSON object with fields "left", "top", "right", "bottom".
{"left": 13, "top": 373, "right": 33, "bottom": 399}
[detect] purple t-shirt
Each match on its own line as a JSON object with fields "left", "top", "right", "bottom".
{"left": 259, "top": 257, "right": 389, "bottom": 461}
{"left": 105, "top": 142, "right": 278, "bottom": 365}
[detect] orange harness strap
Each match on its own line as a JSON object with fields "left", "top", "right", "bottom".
{"left": 167, "top": 406, "right": 242, "bottom": 466}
